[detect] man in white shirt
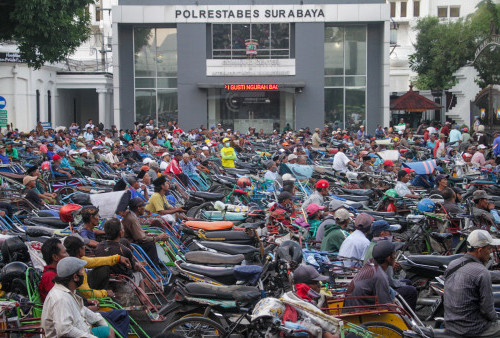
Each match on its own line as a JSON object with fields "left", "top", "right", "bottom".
{"left": 395, "top": 168, "right": 419, "bottom": 199}
{"left": 426, "top": 124, "right": 437, "bottom": 136}
{"left": 264, "top": 161, "right": 280, "bottom": 181}
{"left": 41, "top": 257, "right": 114, "bottom": 338}
{"left": 338, "top": 213, "right": 373, "bottom": 267}
{"left": 105, "top": 147, "right": 125, "bottom": 168}
{"left": 332, "top": 144, "right": 357, "bottom": 173}
{"left": 84, "top": 119, "right": 95, "bottom": 130}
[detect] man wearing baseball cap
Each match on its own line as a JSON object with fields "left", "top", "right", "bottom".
{"left": 302, "top": 179, "right": 330, "bottom": 210}
{"left": 472, "top": 190, "right": 500, "bottom": 228}
{"left": 305, "top": 203, "right": 325, "bottom": 236}
{"left": 344, "top": 240, "right": 399, "bottom": 309}
{"left": 338, "top": 213, "right": 374, "bottom": 267}
{"left": 395, "top": 169, "right": 419, "bottom": 199}
{"left": 382, "top": 160, "right": 396, "bottom": 176}
{"left": 315, "top": 199, "right": 349, "bottom": 242}
{"left": 293, "top": 264, "right": 329, "bottom": 305}
{"left": 320, "top": 208, "right": 350, "bottom": 252}
{"left": 41, "top": 257, "right": 114, "bottom": 337}
{"left": 444, "top": 230, "right": 500, "bottom": 337}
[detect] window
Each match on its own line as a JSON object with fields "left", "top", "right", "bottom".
{"left": 390, "top": 2, "right": 396, "bottom": 18}
{"left": 437, "top": 7, "right": 447, "bottom": 18}
{"left": 401, "top": 2, "right": 407, "bottom": 18}
{"left": 413, "top": 1, "right": 420, "bottom": 17}
{"left": 134, "top": 27, "right": 178, "bottom": 125}
{"left": 450, "top": 6, "right": 460, "bottom": 17}
{"left": 36, "top": 90, "right": 40, "bottom": 123}
{"left": 47, "top": 90, "right": 51, "bottom": 123}
{"left": 95, "top": 0, "right": 102, "bottom": 22}
{"left": 324, "top": 26, "right": 367, "bottom": 130}
{"left": 211, "top": 23, "right": 290, "bottom": 59}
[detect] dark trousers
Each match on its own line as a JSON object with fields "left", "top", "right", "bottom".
{"left": 88, "top": 266, "right": 111, "bottom": 290}
{"left": 0, "top": 202, "right": 13, "bottom": 219}
{"left": 138, "top": 241, "right": 161, "bottom": 267}
{"left": 395, "top": 284, "right": 418, "bottom": 310}
{"left": 175, "top": 173, "right": 189, "bottom": 187}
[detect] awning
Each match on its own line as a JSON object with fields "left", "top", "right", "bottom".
{"left": 196, "top": 82, "right": 306, "bottom": 89}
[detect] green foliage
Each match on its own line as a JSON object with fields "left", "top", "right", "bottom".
{"left": 409, "top": 17, "right": 476, "bottom": 90}
{"left": 409, "top": 0, "right": 500, "bottom": 90}
{"left": 0, "top": 0, "right": 94, "bottom": 69}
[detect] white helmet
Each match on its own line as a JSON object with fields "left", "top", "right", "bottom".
{"left": 282, "top": 173, "right": 296, "bottom": 182}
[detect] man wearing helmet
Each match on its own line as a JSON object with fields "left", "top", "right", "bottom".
{"left": 302, "top": 179, "right": 330, "bottom": 210}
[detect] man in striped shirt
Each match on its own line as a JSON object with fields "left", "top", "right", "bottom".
{"left": 444, "top": 230, "right": 500, "bottom": 337}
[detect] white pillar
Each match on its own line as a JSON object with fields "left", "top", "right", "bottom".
{"left": 97, "top": 88, "right": 108, "bottom": 128}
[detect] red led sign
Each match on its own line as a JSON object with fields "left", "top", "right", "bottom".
{"left": 224, "top": 84, "right": 279, "bottom": 91}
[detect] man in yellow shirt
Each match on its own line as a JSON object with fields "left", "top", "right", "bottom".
{"left": 221, "top": 137, "right": 237, "bottom": 168}
{"left": 146, "top": 176, "right": 186, "bottom": 223}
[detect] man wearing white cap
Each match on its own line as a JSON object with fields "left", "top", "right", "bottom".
{"left": 471, "top": 144, "right": 495, "bottom": 166}
{"left": 444, "top": 229, "right": 500, "bottom": 337}
{"left": 41, "top": 257, "right": 113, "bottom": 337}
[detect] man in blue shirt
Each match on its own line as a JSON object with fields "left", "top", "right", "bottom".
{"left": 492, "top": 131, "right": 500, "bottom": 157}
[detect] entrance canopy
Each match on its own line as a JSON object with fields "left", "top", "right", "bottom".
{"left": 390, "top": 85, "right": 441, "bottom": 112}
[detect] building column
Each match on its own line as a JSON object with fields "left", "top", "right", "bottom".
{"left": 96, "top": 88, "right": 108, "bottom": 128}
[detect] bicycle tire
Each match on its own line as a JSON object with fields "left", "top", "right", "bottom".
{"left": 360, "top": 321, "right": 404, "bottom": 337}
{"left": 159, "top": 315, "right": 226, "bottom": 338}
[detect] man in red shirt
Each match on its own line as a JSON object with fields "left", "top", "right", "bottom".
{"left": 39, "top": 238, "right": 69, "bottom": 300}
{"left": 165, "top": 151, "right": 189, "bottom": 186}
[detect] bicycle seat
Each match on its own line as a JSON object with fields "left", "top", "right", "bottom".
{"left": 185, "top": 251, "right": 245, "bottom": 265}
{"left": 190, "top": 191, "right": 225, "bottom": 200}
{"left": 179, "top": 262, "right": 237, "bottom": 284}
{"left": 407, "top": 254, "right": 463, "bottom": 267}
{"left": 184, "top": 282, "right": 261, "bottom": 303}
{"left": 200, "top": 241, "right": 259, "bottom": 256}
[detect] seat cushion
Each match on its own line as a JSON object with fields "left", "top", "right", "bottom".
{"left": 184, "top": 282, "right": 261, "bottom": 303}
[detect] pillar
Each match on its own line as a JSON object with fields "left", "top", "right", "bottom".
{"left": 96, "top": 88, "right": 108, "bottom": 128}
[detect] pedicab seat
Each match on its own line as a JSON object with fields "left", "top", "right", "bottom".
{"left": 184, "top": 282, "right": 261, "bottom": 303}
{"left": 407, "top": 254, "right": 463, "bottom": 267}
{"left": 185, "top": 251, "right": 245, "bottom": 265}
{"left": 224, "top": 168, "right": 251, "bottom": 175}
{"left": 203, "top": 230, "right": 253, "bottom": 243}
{"left": 339, "top": 195, "right": 370, "bottom": 202}
{"left": 26, "top": 216, "right": 68, "bottom": 228}
{"left": 190, "top": 191, "right": 225, "bottom": 200}
{"left": 199, "top": 241, "right": 259, "bottom": 255}
{"left": 179, "top": 262, "right": 237, "bottom": 284}
{"left": 340, "top": 188, "right": 373, "bottom": 196}
{"left": 239, "top": 221, "right": 266, "bottom": 229}
{"left": 430, "top": 232, "right": 452, "bottom": 242}
{"left": 366, "top": 211, "right": 397, "bottom": 217}
{"left": 185, "top": 221, "right": 233, "bottom": 231}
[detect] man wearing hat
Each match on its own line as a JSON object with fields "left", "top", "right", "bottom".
{"left": 338, "top": 213, "right": 374, "bottom": 267}
{"left": 444, "top": 230, "right": 500, "bottom": 337}
{"left": 41, "top": 257, "right": 113, "bottom": 337}
{"left": 292, "top": 264, "right": 329, "bottom": 306}
{"left": 472, "top": 190, "right": 499, "bottom": 227}
{"left": 220, "top": 137, "right": 236, "bottom": 168}
{"left": 311, "top": 128, "right": 322, "bottom": 147}
{"left": 287, "top": 153, "right": 298, "bottom": 164}
{"left": 23, "top": 175, "right": 45, "bottom": 209}
{"left": 472, "top": 144, "right": 496, "bottom": 166}
{"left": 302, "top": 179, "right": 330, "bottom": 210}
{"left": 344, "top": 240, "right": 398, "bottom": 309}
{"left": 315, "top": 199, "right": 348, "bottom": 242}
{"left": 395, "top": 169, "right": 419, "bottom": 199}
{"left": 320, "top": 208, "right": 350, "bottom": 252}
{"left": 122, "top": 197, "right": 168, "bottom": 265}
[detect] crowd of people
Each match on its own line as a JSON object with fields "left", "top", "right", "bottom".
{"left": 2, "top": 115, "right": 500, "bottom": 337}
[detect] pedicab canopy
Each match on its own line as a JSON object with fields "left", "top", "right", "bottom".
{"left": 402, "top": 159, "right": 438, "bottom": 175}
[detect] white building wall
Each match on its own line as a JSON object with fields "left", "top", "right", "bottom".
{"left": 388, "top": 0, "right": 492, "bottom": 125}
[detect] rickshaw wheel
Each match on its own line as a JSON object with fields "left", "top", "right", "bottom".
{"left": 161, "top": 316, "right": 226, "bottom": 338}
{"left": 360, "top": 321, "right": 404, "bottom": 337}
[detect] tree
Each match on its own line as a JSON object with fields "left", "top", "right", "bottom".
{"left": 0, "top": 0, "right": 94, "bottom": 69}
{"left": 409, "top": 0, "right": 500, "bottom": 90}
{"left": 409, "top": 17, "right": 476, "bottom": 90}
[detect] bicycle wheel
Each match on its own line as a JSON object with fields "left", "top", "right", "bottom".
{"left": 360, "top": 321, "right": 404, "bottom": 338}
{"left": 160, "top": 316, "right": 226, "bottom": 338}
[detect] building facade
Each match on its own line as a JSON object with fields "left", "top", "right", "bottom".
{"left": 113, "top": 0, "right": 390, "bottom": 132}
